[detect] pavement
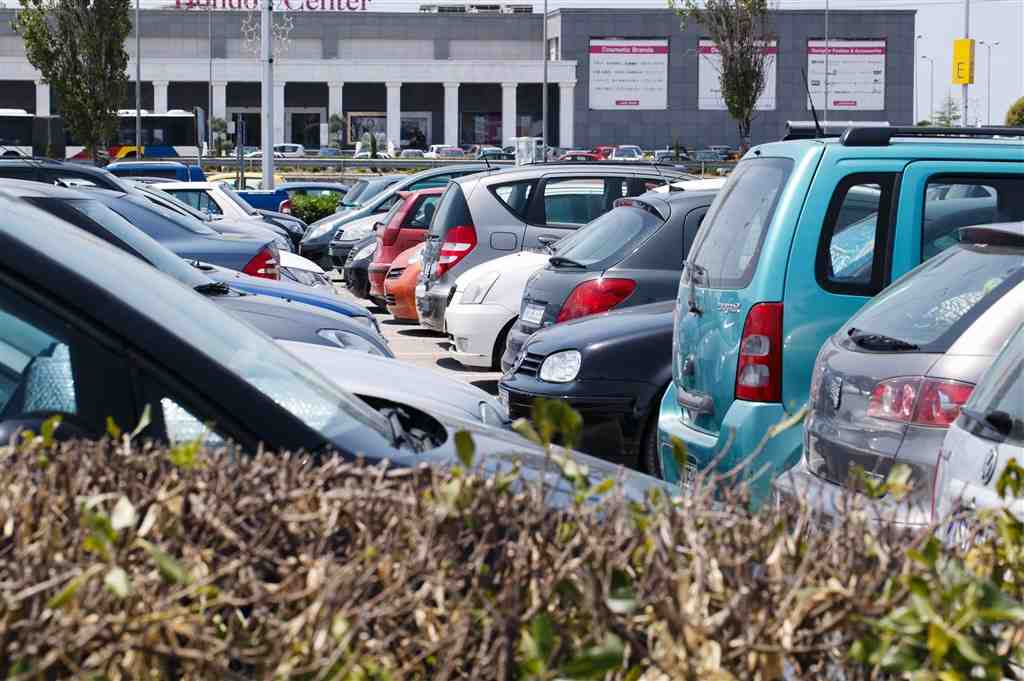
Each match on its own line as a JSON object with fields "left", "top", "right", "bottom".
{"left": 331, "top": 278, "right": 503, "bottom": 397}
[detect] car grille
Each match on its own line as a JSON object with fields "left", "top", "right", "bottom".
{"left": 514, "top": 352, "right": 545, "bottom": 377}
{"left": 384, "top": 294, "right": 396, "bottom": 305}
{"left": 386, "top": 266, "right": 406, "bottom": 280}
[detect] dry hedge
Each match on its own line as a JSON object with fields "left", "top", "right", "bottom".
{"left": 0, "top": 432, "right": 1021, "bottom": 681}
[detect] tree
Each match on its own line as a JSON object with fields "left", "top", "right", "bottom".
{"left": 209, "top": 117, "right": 227, "bottom": 156}
{"left": 328, "top": 113, "right": 345, "bottom": 147}
{"left": 916, "top": 119, "right": 932, "bottom": 126}
{"left": 1006, "top": 96, "right": 1024, "bottom": 127}
{"left": 933, "top": 94, "right": 962, "bottom": 127}
{"left": 14, "top": 0, "right": 132, "bottom": 164}
{"left": 670, "top": 0, "right": 773, "bottom": 149}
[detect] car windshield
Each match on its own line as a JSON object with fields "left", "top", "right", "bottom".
{"left": 687, "top": 157, "right": 792, "bottom": 289}
{"left": 966, "top": 322, "right": 1024, "bottom": 443}
{"left": 133, "top": 184, "right": 211, "bottom": 222}
{"left": 342, "top": 180, "right": 369, "bottom": 206}
{"left": 3, "top": 198, "right": 393, "bottom": 444}
{"left": 553, "top": 205, "right": 664, "bottom": 268}
{"left": 217, "top": 182, "right": 259, "bottom": 216}
{"left": 54, "top": 198, "right": 212, "bottom": 289}
{"left": 844, "top": 244, "right": 1024, "bottom": 353}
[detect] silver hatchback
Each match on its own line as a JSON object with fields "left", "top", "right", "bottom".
{"left": 415, "top": 163, "right": 693, "bottom": 331}
{"left": 774, "top": 222, "right": 1024, "bottom": 526}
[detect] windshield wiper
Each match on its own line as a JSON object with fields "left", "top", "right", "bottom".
{"left": 548, "top": 255, "right": 586, "bottom": 269}
{"left": 194, "top": 281, "right": 232, "bottom": 296}
{"left": 847, "top": 327, "right": 920, "bottom": 352}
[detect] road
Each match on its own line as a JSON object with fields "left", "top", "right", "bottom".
{"left": 332, "top": 280, "right": 504, "bottom": 397}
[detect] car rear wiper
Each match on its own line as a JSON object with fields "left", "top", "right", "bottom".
{"left": 847, "top": 327, "right": 920, "bottom": 352}
{"left": 193, "top": 281, "right": 232, "bottom": 296}
{"left": 548, "top": 256, "right": 586, "bottom": 269}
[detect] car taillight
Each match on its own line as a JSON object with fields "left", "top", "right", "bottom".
{"left": 555, "top": 278, "right": 636, "bottom": 323}
{"left": 735, "top": 302, "right": 783, "bottom": 403}
{"left": 279, "top": 199, "right": 291, "bottom": 214}
{"left": 867, "top": 377, "right": 974, "bottom": 427}
{"left": 243, "top": 246, "right": 280, "bottom": 280}
{"left": 434, "top": 224, "right": 476, "bottom": 278}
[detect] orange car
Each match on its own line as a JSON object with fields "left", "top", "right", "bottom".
{"left": 384, "top": 242, "right": 424, "bottom": 322}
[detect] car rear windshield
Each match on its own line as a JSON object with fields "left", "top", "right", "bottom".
{"left": 342, "top": 180, "right": 368, "bottom": 206}
{"left": 553, "top": 204, "right": 664, "bottom": 269}
{"left": 844, "top": 244, "right": 1024, "bottom": 353}
{"left": 428, "top": 183, "right": 472, "bottom": 241}
{"left": 688, "top": 157, "right": 792, "bottom": 289}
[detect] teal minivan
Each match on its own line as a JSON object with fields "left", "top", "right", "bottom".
{"left": 657, "top": 127, "right": 1024, "bottom": 503}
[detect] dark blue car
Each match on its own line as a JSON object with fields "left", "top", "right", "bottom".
{"left": 105, "top": 160, "right": 206, "bottom": 182}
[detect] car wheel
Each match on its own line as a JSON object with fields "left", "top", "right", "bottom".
{"left": 640, "top": 388, "right": 667, "bottom": 479}
{"left": 492, "top": 317, "right": 517, "bottom": 371}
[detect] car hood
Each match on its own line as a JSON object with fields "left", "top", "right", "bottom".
{"left": 279, "top": 340, "right": 509, "bottom": 426}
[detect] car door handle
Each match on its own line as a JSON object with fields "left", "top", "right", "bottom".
{"left": 537, "top": 235, "right": 559, "bottom": 245}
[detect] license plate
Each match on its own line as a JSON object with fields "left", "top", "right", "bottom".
{"left": 498, "top": 387, "right": 509, "bottom": 409}
{"left": 681, "top": 461, "right": 698, "bottom": 490}
{"left": 521, "top": 303, "right": 545, "bottom": 326}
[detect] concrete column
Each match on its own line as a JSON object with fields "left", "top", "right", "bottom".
{"left": 211, "top": 81, "right": 227, "bottom": 121}
{"left": 559, "top": 81, "right": 575, "bottom": 150}
{"left": 501, "top": 82, "right": 517, "bottom": 147}
{"left": 34, "top": 81, "right": 50, "bottom": 117}
{"left": 443, "top": 82, "right": 459, "bottom": 147}
{"left": 273, "top": 82, "right": 285, "bottom": 145}
{"left": 152, "top": 80, "right": 169, "bottom": 113}
{"left": 328, "top": 81, "right": 344, "bottom": 145}
{"left": 386, "top": 81, "right": 402, "bottom": 150}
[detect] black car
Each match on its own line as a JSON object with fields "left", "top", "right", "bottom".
{"left": 0, "top": 180, "right": 391, "bottom": 356}
{"left": 499, "top": 301, "right": 674, "bottom": 474}
{"left": 0, "top": 190, "right": 667, "bottom": 506}
{"left": 502, "top": 190, "right": 716, "bottom": 372}
{"left": 343, "top": 234, "right": 378, "bottom": 302}
{"left": 0, "top": 158, "right": 129, "bottom": 191}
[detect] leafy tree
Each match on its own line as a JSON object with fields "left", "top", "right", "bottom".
{"left": 328, "top": 113, "right": 345, "bottom": 147}
{"left": 916, "top": 119, "right": 932, "bottom": 126}
{"left": 933, "top": 94, "right": 962, "bottom": 127}
{"left": 209, "top": 117, "right": 227, "bottom": 156}
{"left": 14, "top": 0, "right": 132, "bottom": 164}
{"left": 1006, "top": 96, "right": 1024, "bottom": 127}
{"left": 670, "top": 0, "right": 773, "bottom": 149}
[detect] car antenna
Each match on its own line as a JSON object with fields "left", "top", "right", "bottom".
{"left": 649, "top": 157, "right": 670, "bottom": 190}
{"left": 802, "top": 69, "right": 826, "bottom": 139}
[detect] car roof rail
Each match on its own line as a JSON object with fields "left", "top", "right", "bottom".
{"left": 841, "top": 126, "right": 1024, "bottom": 147}
{"left": 519, "top": 160, "right": 685, "bottom": 169}
{"left": 957, "top": 222, "right": 1024, "bottom": 249}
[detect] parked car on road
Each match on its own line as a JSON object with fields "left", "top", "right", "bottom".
{"left": 279, "top": 251, "right": 333, "bottom": 289}
{"left": 246, "top": 143, "right": 304, "bottom": 158}
{"left": 367, "top": 188, "right": 443, "bottom": 303}
{"left": 344, "top": 234, "right": 378, "bottom": 301}
{"left": 773, "top": 221, "right": 1024, "bottom": 526}
{"left": 0, "top": 158, "right": 130, "bottom": 191}
{"left": 106, "top": 160, "right": 205, "bottom": 182}
{"left": 560, "top": 151, "right": 602, "bottom": 162}
{"left": 1, "top": 180, "right": 390, "bottom": 356}
{"left": 610, "top": 145, "right": 644, "bottom": 160}
{"left": 416, "top": 163, "right": 694, "bottom": 332}
{"left": 658, "top": 127, "right": 1024, "bottom": 505}
{"left": 500, "top": 301, "right": 675, "bottom": 473}
{"left": 654, "top": 149, "right": 692, "bottom": 163}
{"left": 592, "top": 145, "right": 615, "bottom": 160}
{"left": 400, "top": 149, "right": 425, "bottom": 159}
{"left": 934, "top": 321, "right": 1024, "bottom": 541}
{"left": 205, "top": 172, "right": 286, "bottom": 190}
{"left": 384, "top": 243, "right": 424, "bottom": 321}
{"left": 503, "top": 190, "right": 716, "bottom": 371}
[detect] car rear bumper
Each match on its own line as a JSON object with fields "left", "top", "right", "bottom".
{"left": 416, "top": 283, "right": 451, "bottom": 332}
{"left": 499, "top": 377, "right": 647, "bottom": 467}
{"left": 656, "top": 383, "right": 804, "bottom": 507}
{"left": 445, "top": 301, "right": 515, "bottom": 369}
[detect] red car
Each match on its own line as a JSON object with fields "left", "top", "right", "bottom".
{"left": 368, "top": 187, "right": 444, "bottom": 301}
{"left": 559, "top": 151, "right": 602, "bottom": 162}
{"left": 592, "top": 145, "right": 615, "bottom": 160}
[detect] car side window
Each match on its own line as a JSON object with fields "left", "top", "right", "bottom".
{"left": 408, "top": 176, "right": 450, "bottom": 191}
{"left": 406, "top": 195, "right": 439, "bottom": 228}
{"left": 816, "top": 174, "right": 897, "bottom": 296}
{"left": 923, "top": 176, "right": 1024, "bottom": 260}
{"left": 537, "top": 177, "right": 614, "bottom": 227}
{"left": 490, "top": 180, "right": 535, "bottom": 221}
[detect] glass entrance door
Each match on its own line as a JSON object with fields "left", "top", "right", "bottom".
{"left": 288, "top": 111, "right": 323, "bottom": 147}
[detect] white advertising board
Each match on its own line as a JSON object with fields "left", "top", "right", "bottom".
{"left": 807, "top": 39, "right": 886, "bottom": 111}
{"left": 697, "top": 40, "right": 777, "bottom": 111}
{"left": 588, "top": 38, "right": 669, "bottom": 110}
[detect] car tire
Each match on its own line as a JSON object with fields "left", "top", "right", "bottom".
{"left": 491, "top": 317, "right": 517, "bottom": 371}
{"left": 640, "top": 387, "right": 667, "bottom": 479}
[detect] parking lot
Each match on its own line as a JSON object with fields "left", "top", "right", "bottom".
{"left": 330, "top": 275, "right": 504, "bottom": 397}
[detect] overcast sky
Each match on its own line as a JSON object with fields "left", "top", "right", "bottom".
{"left": 135, "top": 0, "right": 1024, "bottom": 124}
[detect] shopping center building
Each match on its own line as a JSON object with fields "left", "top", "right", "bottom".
{"left": 0, "top": 2, "right": 915, "bottom": 149}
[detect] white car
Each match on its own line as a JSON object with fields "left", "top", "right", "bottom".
{"left": 155, "top": 181, "right": 263, "bottom": 223}
{"left": 444, "top": 251, "right": 551, "bottom": 370}
{"left": 934, "top": 322, "right": 1024, "bottom": 541}
{"left": 610, "top": 145, "right": 643, "bottom": 160}
{"left": 279, "top": 251, "right": 333, "bottom": 289}
{"left": 246, "top": 143, "right": 305, "bottom": 159}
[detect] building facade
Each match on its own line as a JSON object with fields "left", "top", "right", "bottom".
{"left": 0, "top": 5, "right": 915, "bottom": 150}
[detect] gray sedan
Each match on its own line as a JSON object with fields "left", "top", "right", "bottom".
{"left": 774, "top": 222, "right": 1024, "bottom": 527}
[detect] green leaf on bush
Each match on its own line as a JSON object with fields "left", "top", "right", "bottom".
{"left": 928, "top": 622, "right": 951, "bottom": 661}
{"left": 885, "top": 464, "right": 913, "bottom": 500}
{"left": 104, "top": 566, "right": 131, "bottom": 598}
{"left": 996, "top": 458, "right": 1024, "bottom": 500}
{"left": 454, "top": 430, "right": 475, "bottom": 468}
{"left": 105, "top": 416, "right": 121, "bottom": 440}
{"left": 130, "top": 404, "right": 152, "bottom": 440}
{"left": 138, "top": 540, "right": 191, "bottom": 585}
{"left": 559, "top": 633, "right": 624, "bottom": 679}
{"left": 40, "top": 414, "right": 61, "bottom": 447}
{"left": 46, "top": 567, "right": 99, "bottom": 609}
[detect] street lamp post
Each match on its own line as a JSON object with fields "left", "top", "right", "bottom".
{"left": 921, "top": 56, "right": 935, "bottom": 122}
{"left": 541, "top": 0, "right": 548, "bottom": 160}
{"left": 135, "top": 0, "right": 141, "bottom": 157}
{"left": 914, "top": 34, "right": 924, "bottom": 123}
{"left": 978, "top": 40, "right": 999, "bottom": 125}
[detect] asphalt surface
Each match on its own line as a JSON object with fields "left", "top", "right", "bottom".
{"left": 331, "top": 278, "right": 504, "bottom": 397}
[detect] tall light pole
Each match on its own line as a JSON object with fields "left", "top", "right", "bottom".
{"left": 260, "top": 0, "right": 274, "bottom": 189}
{"left": 961, "top": 0, "right": 970, "bottom": 128}
{"left": 207, "top": 4, "right": 213, "bottom": 155}
{"left": 921, "top": 55, "right": 935, "bottom": 122}
{"left": 978, "top": 40, "right": 999, "bottom": 125}
{"left": 823, "top": 0, "right": 829, "bottom": 125}
{"left": 135, "top": 0, "right": 141, "bottom": 157}
{"left": 541, "top": 0, "right": 548, "bottom": 160}
{"left": 914, "top": 34, "right": 924, "bottom": 123}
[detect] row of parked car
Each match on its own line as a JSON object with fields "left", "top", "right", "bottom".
{"left": 328, "top": 127, "right": 1024, "bottom": 533}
